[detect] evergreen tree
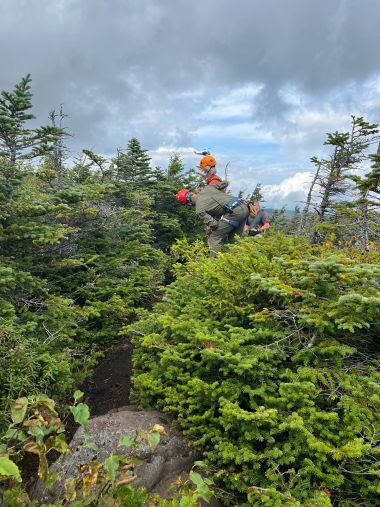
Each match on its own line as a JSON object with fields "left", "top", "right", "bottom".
{"left": 0, "top": 74, "right": 63, "bottom": 165}
{"left": 248, "top": 182, "right": 264, "bottom": 203}
{"left": 0, "top": 75, "right": 64, "bottom": 205}
{"left": 349, "top": 142, "right": 380, "bottom": 249}
{"left": 82, "top": 149, "right": 113, "bottom": 182}
{"left": 167, "top": 153, "right": 184, "bottom": 180}
{"left": 310, "top": 116, "right": 379, "bottom": 243}
{"left": 288, "top": 204, "right": 301, "bottom": 234}
{"left": 115, "top": 137, "right": 153, "bottom": 187}
{"left": 150, "top": 154, "right": 204, "bottom": 251}
{"left": 269, "top": 205, "right": 288, "bottom": 230}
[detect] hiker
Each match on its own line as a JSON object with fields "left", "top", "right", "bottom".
{"left": 176, "top": 186, "right": 249, "bottom": 256}
{"left": 245, "top": 201, "right": 270, "bottom": 236}
{"left": 197, "top": 154, "right": 228, "bottom": 191}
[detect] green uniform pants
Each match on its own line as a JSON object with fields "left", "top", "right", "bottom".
{"left": 208, "top": 203, "right": 249, "bottom": 257}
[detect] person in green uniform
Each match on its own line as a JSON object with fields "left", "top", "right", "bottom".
{"left": 176, "top": 186, "right": 249, "bottom": 256}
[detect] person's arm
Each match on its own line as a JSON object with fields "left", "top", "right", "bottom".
{"left": 196, "top": 199, "right": 219, "bottom": 229}
{"left": 259, "top": 212, "right": 270, "bottom": 231}
{"left": 196, "top": 209, "right": 218, "bottom": 228}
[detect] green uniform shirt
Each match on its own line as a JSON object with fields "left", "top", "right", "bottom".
{"left": 194, "top": 186, "right": 236, "bottom": 228}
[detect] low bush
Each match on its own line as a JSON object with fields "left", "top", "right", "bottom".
{"left": 132, "top": 234, "right": 380, "bottom": 505}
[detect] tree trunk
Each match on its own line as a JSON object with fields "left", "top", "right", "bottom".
{"left": 298, "top": 163, "right": 321, "bottom": 234}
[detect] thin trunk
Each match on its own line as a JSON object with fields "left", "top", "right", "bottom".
{"left": 317, "top": 147, "right": 338, "bottom": 222}
{"left": 10, "top": 146, "right": 16, "bottom": 166}
{"left": 298, "top": 163, "right": 321, "bottom": 233}
{"left": 359, "top": 190, "right": 369, "bottom": 249}
{"left": 311, "top": 149, "right": 338, "bottom": 244}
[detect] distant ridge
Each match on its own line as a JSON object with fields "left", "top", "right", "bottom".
{"left": 262, "top": 207, "right": 295, "bottom": 217}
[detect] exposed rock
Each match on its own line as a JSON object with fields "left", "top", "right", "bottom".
{"left": 32, "top": 406, "right": 197, "bottom": 503}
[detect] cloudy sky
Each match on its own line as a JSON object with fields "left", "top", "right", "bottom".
{"left": 1, "top": 0, "right": 380, "bottom": 207}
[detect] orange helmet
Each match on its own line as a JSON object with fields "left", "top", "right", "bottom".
{"left": 198, "top": 155, "right": 216, "bottom": 170}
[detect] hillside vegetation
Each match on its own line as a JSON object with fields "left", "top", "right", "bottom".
{"left": 132, "top": 235, "right": 380, "bottom": 505}
{"left": 0, "top": 76, "right": 379, "bottom": 505}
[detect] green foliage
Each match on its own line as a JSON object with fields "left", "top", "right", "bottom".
{"left": 0, "top": 457, "right": 21, "bottom": 482}
{"left": 0, "top": 75, "right": 203, "bottom": 444}
{"left": 0, "top": 74, "right": 63, "bottom": 165}
{"left": 132, "top": 234, "right": 380, "bottom": 505}
{"left": 300, "top": 116, "right": 380, "bottom": 245}
{"left": 70, "top": 403, "right": 90, "bottom": 430}
{"left": 248, "top": 183, "right": 264, "bottom": 203}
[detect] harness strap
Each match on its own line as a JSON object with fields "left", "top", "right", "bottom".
{"left": 220, "top": 216, "right": 241, "bottom": 228}
{"left": 220, "top": 211, "right": 247, "bottom": 229}
{"left": 224, "top": 197, "right": 244, "bottom": 213}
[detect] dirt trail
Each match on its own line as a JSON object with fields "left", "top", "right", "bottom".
{"left": 83, "top": 340, "right": 133, "bottom": 416}
{"left": 22, "top": 340, "right": 133, "bottom": 490}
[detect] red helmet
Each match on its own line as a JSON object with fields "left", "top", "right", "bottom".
{"left": 176, "top": 189, "right": 190, "bottom": 204}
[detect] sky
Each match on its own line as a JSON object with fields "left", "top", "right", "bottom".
{"left": 1, "top": 0, "right": 380, "bottom": 207}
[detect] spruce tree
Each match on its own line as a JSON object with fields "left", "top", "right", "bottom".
{"left": 0, "top": 74, "right": 63, "bottom": 165}
{"left": 288, "top": 204, "right": 301, "bottom": 234}
{"left": 310, "top": 116, "right": 379, "bottom": 243}
{"left": 167, "top": 153, "right": 184, "bottom": 180}
{"left": 115, "top": 137, "right": 153, "bottom": 187}
{"left": 270, "top": 205, "right": 288, "bottom": 230}
{"left": 0, "top": 75, "right": 64, "bottom": 202}
{"left": 248, "top": 183, "right": 264, "bottom": 202}
{"left": 349, "top": 142, "right": 380, "bottom": 249}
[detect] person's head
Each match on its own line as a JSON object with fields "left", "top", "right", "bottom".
{"left": 176, "top": 189, "right": 195, "bottom": 205}
{"left": 198, "top": 155, "right": 216, "bottom": 173}
{"left": 252, "top": 201, "right": 260, "bottom": 214}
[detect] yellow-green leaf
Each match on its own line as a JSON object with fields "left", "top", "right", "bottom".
{"left": 0, "top": 456, "right": 22, "bottom": 482}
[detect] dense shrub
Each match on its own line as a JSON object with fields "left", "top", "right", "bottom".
{"left": 0, "top": 262, "right": 96, "bottom": 431}
{"left": 132, "top": 234, "right": 380, "bottom": 505}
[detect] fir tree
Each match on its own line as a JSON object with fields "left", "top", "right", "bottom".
{"left": 270, "top": 205, "right": 288, "bottom": 230}
{"left": 132, "top": 235, "right": 380, "bottom": 505}
{"left": 115, "top": 137, "right": 153, "bottom": 187}
{"left": 288, "top": 204, "right": 301, "bottom": 234}
{"left": 310, "top": 116, "right": 379, "bottom": 243}
{"left": 0, "top": 75, "right": 64, "bottom": 203}
{"left": 0, "top": 74, "right": 63, "bottom": 165}
{"left": 166, "top": 153, "right": 184, "bottom": 180}
{"left": 349, "top": 141, "right": 380, "bottom": 249}
{"left": 248, "top": 182, "right": 264, "bottom": 202}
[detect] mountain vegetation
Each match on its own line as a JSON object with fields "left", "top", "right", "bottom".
{"left": 0, "top": 77, "right": 379, "bottom": 505}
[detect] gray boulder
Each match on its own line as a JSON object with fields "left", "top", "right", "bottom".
{"left": 32, "top": 406, "right": 196, "bottom": 503}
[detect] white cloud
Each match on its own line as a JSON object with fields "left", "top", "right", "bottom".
{"left": 193, "top": 121, "right": 274, "bottom": 142}
{"left": 262, "top": 171, "right": 313, "bottom": 207}
{"left": 199, "top": 84, "right": 263, "bottom": 120}
{"left": 149, "top": 145, "right": 197, "bottom": 170}
{"left": 153, "top": 146, "right": 195, "bottom": 155}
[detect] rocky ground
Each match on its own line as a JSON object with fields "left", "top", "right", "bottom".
{"left": 31, "top": 340, "right": 221, "bottom": 504}
{"left": 32, "top": 405, "right": 196, "bottom": 503}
